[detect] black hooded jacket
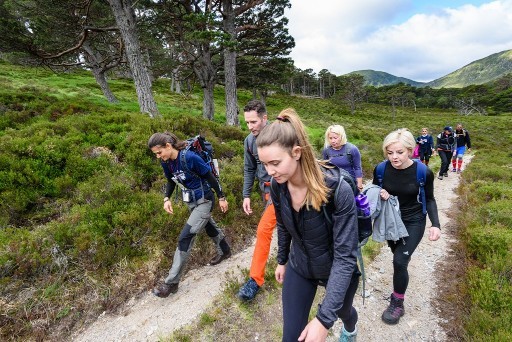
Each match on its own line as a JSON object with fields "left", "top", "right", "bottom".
{"left": 271, "top": 166, "right": 358, "bottom": 329}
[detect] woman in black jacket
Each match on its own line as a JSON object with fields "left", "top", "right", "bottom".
{"left": 256, "top": 108, "right": 360, "bottom": 342}
{"left": 436, "top": 126, "right": 456, "bottom": 179}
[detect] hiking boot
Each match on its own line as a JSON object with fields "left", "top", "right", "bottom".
{"left": 209, "top": 250, "right": 231, "bottom": 265}
{"left": 443, "top": 172, "right": 448, "bottom": 177}
{"left": 237, "top": 278, "right": 260, "bottom": 301}
{"left": 437, "top": 175, "right": 443, "bottom": 180}
{"left": 339, "top": 326, "right": 357, "bottom": 342}
{"left": 381, "top": 293, "right": 405, "bottom": 325}
{"left": 452, "top": 168, "right": 457, "bottom": 172}
{"left": 153, "top": 282, "right": 178, "bottom": 298}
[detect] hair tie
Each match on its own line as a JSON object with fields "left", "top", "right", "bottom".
{"left": 276, "top": 116, "right": 288, "bottom": 122}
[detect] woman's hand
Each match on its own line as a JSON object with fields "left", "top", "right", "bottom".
{"left": 429, "top": 227, "right": 441, "bottom": 241}
{"left": 380, "top": 188, "right": 390, "bottom": 200}
{"left": 219, "top": 198, "right": 228, "bottom": 213}
{"left": 275, "top": 264, "right": 286, "bottom": 284}
{"left": 298, "top": 317, "right": 328, "bottom": 342}
{"left": 164, "top": 200, "right": 173, "bottom": 215}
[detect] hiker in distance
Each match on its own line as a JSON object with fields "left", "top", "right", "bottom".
{"left": 237, "top": 100, "right": 276, "bottom": 301}
{"left": 436, "top": 126, "right": 456, "bottom": 180}
{"left": 322, "top": 124, "right": 364, "bottom": 191}
{"left": 257, "top": 109, "right": 360, "bottom": 342}
{"left": 148, "top": 132, "right": 231, "bottom": 298}
{"left": 451, "top": 123, "right": 472, "bottom": 173}
{"left": 372, "top": 128, "right": 441, "bottom": 325}
{"left": 415, "top": 127, "right": 435, "bottom": 165}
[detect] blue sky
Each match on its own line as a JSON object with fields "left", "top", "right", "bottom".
{"left": 286, "top": 0, "right": 512, "bottom": 82}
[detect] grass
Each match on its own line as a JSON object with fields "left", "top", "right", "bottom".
{"left": 1, "top": 61, "right": 511, "bottom": 341}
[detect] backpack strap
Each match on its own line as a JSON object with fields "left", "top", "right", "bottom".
{"left": 345, "top": 142, "right": 354, "bottom": 168}
{"left": 179, "top": 148, "right": 195, "bottom": 178}
{"left": 414, "top": 159, "right": 427, "bottom": 215}
{"left": 375, "top": 160, "right": 388, "bottom": 187}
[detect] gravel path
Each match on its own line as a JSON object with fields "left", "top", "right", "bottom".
{"left": 72, "top": 155, "right": 472, "bottom": 342}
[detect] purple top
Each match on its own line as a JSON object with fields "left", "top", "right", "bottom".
{"left": 322, "top": 142, "right": 363, "bottom": 180}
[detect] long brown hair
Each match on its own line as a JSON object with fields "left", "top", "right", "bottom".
{"left": 256, "top": 108, "right": 329, "bottom": 211}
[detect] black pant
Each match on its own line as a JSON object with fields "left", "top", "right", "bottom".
{"left": 387, "top": 217, "right": 426, "bottom": 294}
{"left": 281, "top": 265, "right": 360, "bottom": 342}
{"left": 419, "top": 149, "right": 431, "bottom": 163}
{"left": 438, "top": 150, "right": 452, "bottom": 175}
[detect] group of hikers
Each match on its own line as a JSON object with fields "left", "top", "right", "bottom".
{"left": 147, "top": 100, "right": 472, "bottom": 342}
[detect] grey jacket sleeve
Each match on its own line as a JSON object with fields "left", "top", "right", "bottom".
{"left": 242, "top": 136, "right": 257, "bottom": 198}
{"left": 316, "top": 180, "right": 359, "bottom": 329}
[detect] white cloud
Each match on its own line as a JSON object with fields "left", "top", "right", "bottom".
{"left": 287, "top": 1, "right": 512, "bottom": 82}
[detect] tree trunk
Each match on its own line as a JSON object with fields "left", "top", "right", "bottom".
{"left": 107, "top": 0, "right": 159, "bottom": 117}
{"left": 82, "top": 42, "right": 118, "bottom": 103}
{"left": 202, "top": 82, "right": 215, "bottom": 120}
{"left": 222, "top": 0, "right": 239, "bottom": 126}
{"left": 192, "top": 43, "right": 216, "bottom": 120}
{"left": 92, "top": 68, "right": 118, "bottom": 103}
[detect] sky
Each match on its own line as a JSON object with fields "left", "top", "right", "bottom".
{"left": 285, "top": 0, "right": 512, "bottom": 82}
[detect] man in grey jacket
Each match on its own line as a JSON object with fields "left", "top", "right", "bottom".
{"left": 237, "top": 100, "right": 276, "bottom": 301}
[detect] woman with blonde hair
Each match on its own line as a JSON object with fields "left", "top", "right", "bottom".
{"left": 373, "top": 128, "right": 441, "bottom": 325}
{"left": 257, "top": 108, "right": 360, "bottom": 342}
{"left": 322, "top": 125, "right": 363, "bottom": 191}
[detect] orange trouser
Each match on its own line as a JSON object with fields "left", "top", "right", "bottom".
{"left": 249, "top": 201, "right": 277, "bottom": 287}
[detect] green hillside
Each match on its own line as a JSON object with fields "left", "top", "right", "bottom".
{"left": 349, "top": 69, "right": 426, "bottom": 87}
{"left": 349, "top": 50, "right": 512, "bottom": 89}
{"left": 427, "top": 49, "right": 512, "bottom": 88}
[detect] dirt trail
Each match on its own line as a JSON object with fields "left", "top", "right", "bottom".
{"left": 71, "top": 244, "right": 257, "bottom": 341}
{"left": 72, "top": 155, "right": 472, "bottom": 342}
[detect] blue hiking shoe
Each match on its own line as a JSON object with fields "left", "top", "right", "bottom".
{"left": 237, "top": 278, "right": 260, "bottom": 301}
{"left": 339, "top": 326, "right": 357, "bottom": 342}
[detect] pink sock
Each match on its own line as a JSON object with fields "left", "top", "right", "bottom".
{"left": 393, "top": 291, "right": 405, "bottom": 300}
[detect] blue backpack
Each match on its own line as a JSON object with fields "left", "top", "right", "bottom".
{"left": 375, "top": 159, "right": 428, "bottom": 215}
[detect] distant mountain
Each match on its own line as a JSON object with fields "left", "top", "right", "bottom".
{"left": 426, "top": 49, "right": 512, "bottom": 88}
{"left": 347, "top": 49, "right": 512, "bottom": 88}
{"left": 348, "top": 70, "right": 426, "bottom": 87}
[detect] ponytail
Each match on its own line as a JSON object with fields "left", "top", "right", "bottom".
{"left": 257, "top": 108, "right": 329, "bottom": 211}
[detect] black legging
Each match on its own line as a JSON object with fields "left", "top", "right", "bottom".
{"left": 419, "top": 149, "right": 431, "bottom": 163}
{"left": 387, "top": 217, "right": 426, "bottom": 294}
{"left": 281, "top": 265, "right": 360, "bottom": 342}
{"left": 438, "top": 150, "right": 452, "bottom": 176}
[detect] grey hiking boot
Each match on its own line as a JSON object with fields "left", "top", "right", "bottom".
{"left": 237, "top": 278, "right": 260, "bottom": 301}
{"left": 437, "top": 175, "right": 443, "bottom": 180}
{"left": 209, "top": 250, "right": 231, "bottom": 265}
{"left": 339, "top": 326, "right": 357, "bottom": 342}
{"left": 153, "top": 282, "right": 178, "bottom": 298}
{"left": 381, "top": 293, "right": 405, "bottom": 325}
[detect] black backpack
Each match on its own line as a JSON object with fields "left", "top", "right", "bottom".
{"left": 180, "top": 135, "right": 219, "bottom": 179}
{"left": 323, "top": 167, "right": 372, "bottom": 244}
